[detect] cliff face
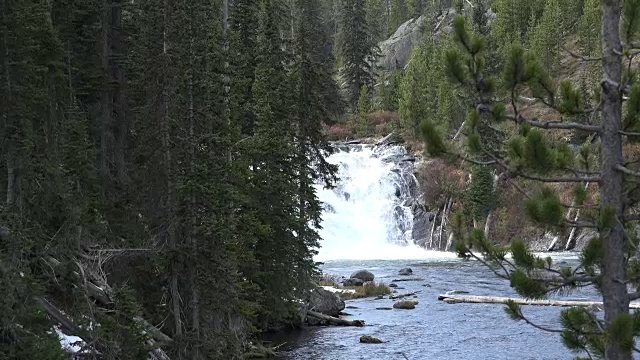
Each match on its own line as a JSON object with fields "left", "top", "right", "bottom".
{"left": 378, "top": 16, "right": 427, "bottom": 71}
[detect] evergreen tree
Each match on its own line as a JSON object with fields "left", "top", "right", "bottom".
{"left": 380, "top": 69, "right": 402, "bottom": 111}
{"left": 408, "top": 0, "right": 427, "bottom": 19}
{"left": 388, "top": 0, "right": 409, "bottom": 35}
{"left": 338, "top": 0, "right": 380, "bottom": 109}
{"left": 366, "top": 0, "right": 388, "bottom": 43}
{"left": 529, "top": 0, "right": 562, "bottom": 72}
{"left": 355, "top": 83, "right": 371, "bottom": 136}
{"left": 423, "top": 9, "right": 640, "bottom": 358}
{"left": 399, "top": 41, "right": 444, "bottom": 136}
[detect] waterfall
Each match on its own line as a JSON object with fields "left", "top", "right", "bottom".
{"left": 315, "top": 143, "right": 441, "bottom": 261}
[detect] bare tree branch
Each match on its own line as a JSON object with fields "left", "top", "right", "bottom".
{"left": 562, "top": 46, "right": 602, "bottom": 62}
{"left": 616, "top": 165, "right": 640, "bottom": 177}
{"left": 506, "top": 114, "right": 603, "bottom": 132}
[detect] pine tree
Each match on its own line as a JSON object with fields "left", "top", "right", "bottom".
{"left": 388, "top": 0, "right": 409, "bottom": 35}
{"left": 408, "top": 0, "right": 426, "bottom": 19}
{"left": 578, "top": 0, "right": 600, "bottom": 57}
{"left": 366, "top": 0, "right": 387, "bottom": 43}
{"left": 338, "top": 0, "right": 380, "bottom": 109}
{"left": 529, "top": 0, "right": 562, "bottom": 72}
{"left": 354, "top": 83, "right": 371, "bottom": 136}
{"left": 423, "top": 9, "right": 640, "bottom": 358}
{"left": 399, "top": 41, "right": 442, "bottom": 136}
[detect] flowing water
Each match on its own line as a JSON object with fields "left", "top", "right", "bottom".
{"left": 272, "top": 144, "right": 602, "bottom": 360}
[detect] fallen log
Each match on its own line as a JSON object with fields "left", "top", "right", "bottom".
{"left": 438, "top": 294, "right": 640, "bottom": 309}
{"left": 306, "top": 311, "right": 365, "bottom": 326}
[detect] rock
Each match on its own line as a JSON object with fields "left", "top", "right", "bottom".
{"left": 343, "top": 278, "right": 364, "bottom": 287}
{"left": 308, "top": 287, "right": 345, "bottom": 317}
{"left": 398, "top": 268, "right": 413, "bottom": 276}
{"left": 346, "top": 306, "right": 359, "bottom": 309}
{"left": 376, "top": 307, "right": 393, "bottom": 310}
{"left": 378, "top": 16, "right": 427, "bottom": 70}
{"left": 350, "top": 270, "right": 374, "bottom": 282}
{"left": 389, "top": 283, "right": 398, "bottom": 288}
{"left": 422, "top": 284, "right": 431, "bottom": 287}
{"left": 360, "top": 335, "right": 383, "bottom": 344}
{"left": 375, "top": 295, "right": 384, "bottom": 300}
{"left": 393, "top": 300, "right": 419, "bottom": 310}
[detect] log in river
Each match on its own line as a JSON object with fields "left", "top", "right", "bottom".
{"left": 438, "top": 294, "right": 640, "bottom": 309}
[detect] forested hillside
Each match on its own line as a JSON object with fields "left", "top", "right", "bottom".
{"left": 2, "top": 0, "right": 640, "bottom": 359}
{"left": 0, "top": 0, "right": 343, "bottom": 358}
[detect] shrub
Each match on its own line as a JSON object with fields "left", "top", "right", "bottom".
{"left": 415, "top": 159, "right": 466, "bottom": 211}
{"left": 340, "top": 282, "right": 391, "bottom": 299}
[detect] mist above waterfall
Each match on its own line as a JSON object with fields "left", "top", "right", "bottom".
{"left": 315, "top": 143, "right": 451, "bottom": 261}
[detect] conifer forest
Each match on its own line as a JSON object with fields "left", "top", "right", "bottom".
{"left": 2, "top": 0, "right": 640, "bottom": 359}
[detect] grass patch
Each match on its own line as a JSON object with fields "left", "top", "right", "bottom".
{"left": 340, "top": 282, "right": 391, "bottom": 300}
{"left": 319, "top": 279, "right": 338, "bottom": 287}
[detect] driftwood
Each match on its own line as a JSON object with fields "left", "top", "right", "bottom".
{"left": 390, "top": 291, "right": 421, "bottom": 300}
{"left": 306, "top": 311, "right": 365, "bottom": 326}
{"left": 438, "top": 294, "right": 640, "bottom": 309}
{"left": 6, "top": 254, "right": 171, "bottom": 359}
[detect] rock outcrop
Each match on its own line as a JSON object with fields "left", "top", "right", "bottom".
{"left": 308, "top": 287, "right": 345, "bottom": 317}
{"left": 378, "top": 16, "right": 427, "bottom": 70}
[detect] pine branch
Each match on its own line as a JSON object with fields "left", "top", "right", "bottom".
{"left": 512, "top": 306, "right": 565, "bottom": 333}
{"left": 506, "top": 114, "right": 602, "bottom": 132}
{"left": 481, "top": 150, "right": 601, "bottom": 183}
{"left": 619, "top": 130, "right": 640, "bottom": 136}
{"left": 562, "top": 46, "right": 602, "bottom": 62}
{"left": 628, "top": 291, "right": 640, "bottom": 301}
{"left": 615, "top": 165, "right": 640, "bottom": 177}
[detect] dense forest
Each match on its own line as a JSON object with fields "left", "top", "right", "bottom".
{"left": 2, "top": 0, "right": 640, "bottom": 359}
{"left": 0, "top": 0, "right": 346, "bottom": 358}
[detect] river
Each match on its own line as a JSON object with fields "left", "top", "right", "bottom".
{"left": 271, "top": 143, "right": 600, "bottom": 360}
{"left": 270, "top": 254, "right": 598, "bottom": 360}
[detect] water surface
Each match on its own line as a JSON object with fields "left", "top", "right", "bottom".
{"left": 273, "top": 256, "right": 600, "bottom": 360}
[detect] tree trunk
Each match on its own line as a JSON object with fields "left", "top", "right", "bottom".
{"left": 112, "top": 0, "right": 127, "bottom": 183}
{"left": 599, "top": 1, "right": 629, "bottom": 359}
{"left": 306, "top": 311, "right": 365, "bottom": 326}
{"left": 100, "top": 0, "right": 113, "bottom": 191}
{"left": 161, "top": 0, "right": 182, "bottom": 340}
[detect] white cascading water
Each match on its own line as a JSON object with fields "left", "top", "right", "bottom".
{"left": 315, "top": 144, "right": 450, "bottom": 261}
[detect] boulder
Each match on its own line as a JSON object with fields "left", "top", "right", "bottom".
{"left": 360, "top": 335, "right": 383, "bottom": 344}
{"left": 389, "top": 283, "right": 398, "bottom": 288}
{"left": 398, "top": 268, "right": 413, "bottom": 276}
{"left": 308, "top": 288, "right": 345, "bottom": 317}
{"left": 343, "top": 278, "right": 364, "bottom": 287}
{"left": 350, "top": 270, "right": 374, "bottom": 282}
{"left": 378, "top": 16, "right": 427, "bottom": 70}
{"left": 393, "top": 300, "right": 419, "bottom": 310}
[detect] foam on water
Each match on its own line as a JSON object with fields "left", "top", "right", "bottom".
{"left": 314, "top": 144, "right": 442, "bottom": 261}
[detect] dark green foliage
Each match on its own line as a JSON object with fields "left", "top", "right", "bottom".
{"left": 338, "top": 0, "right": 380, "bottom": 109}
{"left": 510, "top": 269, "right": 547, "bottom": 299}
{"left": 469, "top": 166, "right": 494, "bottom": 222}
{"left": 0, "top": 0, "right": 341, "bottom": 357}
{"left": 524, "top": 187, "right": 564, "bottom": 226}
{"left": 421, "top": 120, "right": 447, "bottom": 156}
